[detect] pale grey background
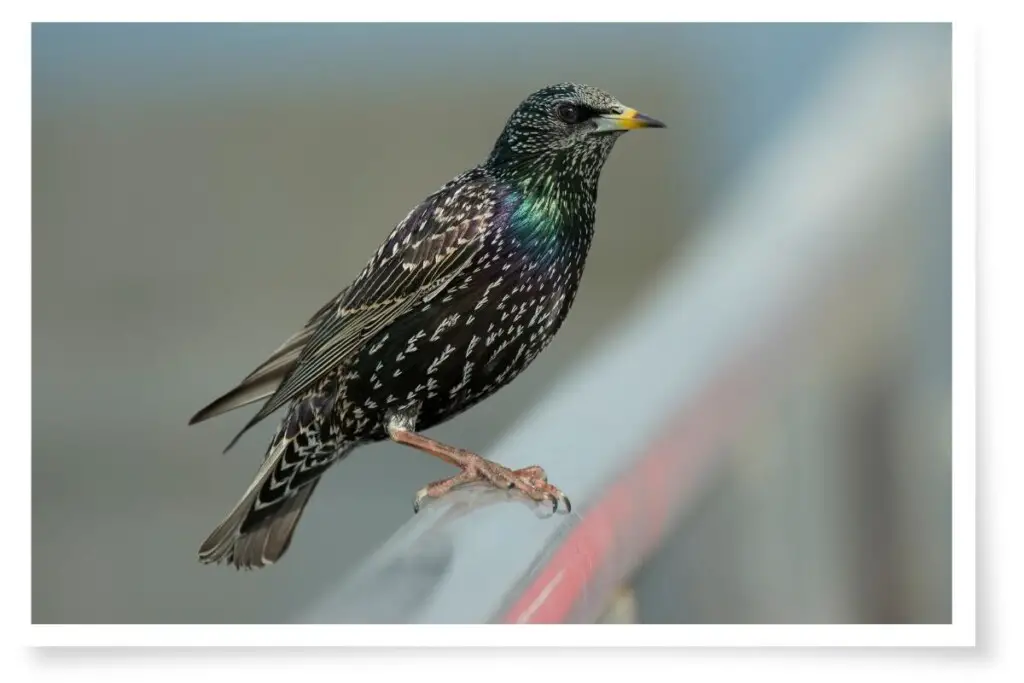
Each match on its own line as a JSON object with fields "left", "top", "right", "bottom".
{"left": 33, "top": 23, "right": 949, "bottom": 624}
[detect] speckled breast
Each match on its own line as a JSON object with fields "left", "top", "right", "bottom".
{"left": 341, "top": 251, "right": 584, "bottom": 441}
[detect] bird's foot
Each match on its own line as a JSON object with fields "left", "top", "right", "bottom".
{"left": 412, "top": 458, "right": 571, "bottom": 514}
{"left": 385, "top": 420, "right": 570, "bottom": 514}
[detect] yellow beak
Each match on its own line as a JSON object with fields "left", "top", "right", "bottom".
{"left": 595, "top": 106, "right": 666, "bottom": 132}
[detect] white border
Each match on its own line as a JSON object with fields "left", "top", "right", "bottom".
{"left": 28, "top": 624, "right": 970, "bottom": 648}
{"left": 949, "top": 20, "right": 976, "bottom": 645}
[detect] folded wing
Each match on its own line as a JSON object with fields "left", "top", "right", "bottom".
{"left": 190, "top": 173, "right": 500, "bottom": 453}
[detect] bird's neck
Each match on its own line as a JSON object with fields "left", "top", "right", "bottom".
{"left": 488, "top": 154, "right": 601, "bottom": 235}
{"left": 488, "top": 149, "right": 603, "bottom": 195}
{"left": 489, "top": 169, "right": 597, "bottom": 275}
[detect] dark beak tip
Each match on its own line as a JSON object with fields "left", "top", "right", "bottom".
{"left": 637, "top": 113, "right": 667, "bottom": 129}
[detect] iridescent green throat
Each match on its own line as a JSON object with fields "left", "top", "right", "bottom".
{"left": 507, "top": 165, "right": 592, "bottom": 233}
{"left": 512, "top": 188, "right": 567, "bottom": 236}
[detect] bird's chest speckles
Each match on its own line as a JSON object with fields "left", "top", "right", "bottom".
{"left": 347, "top": 234, "right": 591, "bottom": 436}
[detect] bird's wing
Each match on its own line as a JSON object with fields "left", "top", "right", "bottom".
{"left": 196, "top": 173, "right": 500, "bottom": 452}
{"left": 188, "top": 292, "right": 344, "bottom": 426}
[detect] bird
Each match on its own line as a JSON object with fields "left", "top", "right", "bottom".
{"left": 190, "top": 82, "right": 665, "bottom": 569}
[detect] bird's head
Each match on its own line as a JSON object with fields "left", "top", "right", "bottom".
{"left": 486, "top": 83, "right": 665, "bottom": 182}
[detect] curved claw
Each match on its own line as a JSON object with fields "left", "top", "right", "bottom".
{"left": 548, "top": 492, "right": 572, "bottom": 514}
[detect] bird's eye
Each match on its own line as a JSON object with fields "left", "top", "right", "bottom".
{"left": 556, "top": 103, "right": 583, "bottom": 124}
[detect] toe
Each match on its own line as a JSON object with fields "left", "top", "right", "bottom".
{"left": 515, "top": 465, "right": 548, "bottom": 482}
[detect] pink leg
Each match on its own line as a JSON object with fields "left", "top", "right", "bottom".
{"left": 387, "top": 425, "right": 571, "bottom": 514}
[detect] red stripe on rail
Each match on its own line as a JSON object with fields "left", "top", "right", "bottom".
{"left": 501, "top": 356, "right": 764, "bottom": 624}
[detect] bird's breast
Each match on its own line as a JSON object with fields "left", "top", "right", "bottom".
{"left": 343, "top": 247, "right": 585, "bottom": 437}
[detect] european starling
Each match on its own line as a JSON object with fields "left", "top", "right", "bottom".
{"left": 190, "top": 83, "right": 665, "bottom": 568}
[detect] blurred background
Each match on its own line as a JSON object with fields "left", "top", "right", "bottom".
{"left": 32, "top": 23, "right": 951, "bottom": 624}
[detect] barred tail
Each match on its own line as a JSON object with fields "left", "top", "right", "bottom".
{"left": 199, "top": 425, "right": 353, "bottom": 569}
{"left": 198, "top": 478, "right": 320, "bottom": 570}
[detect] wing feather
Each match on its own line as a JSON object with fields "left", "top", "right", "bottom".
{"left": 248, "top": 215, "right": 486, "bottom": 423}
{"left": 195, "top": 172, "right": 502, "bottom": 451}
{"left": 188, "top": 292, "right": 343, "bottom": 426}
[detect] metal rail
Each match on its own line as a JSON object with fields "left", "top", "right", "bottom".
{"left": 294, "top": 27, "right": 950, "bottom": 624}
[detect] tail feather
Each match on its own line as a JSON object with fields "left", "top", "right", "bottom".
{"left": 199, "top": 480, "right": 320, "bottom": 569}
{"left": 198, "top": 365, "right": 355, "bottom": 569}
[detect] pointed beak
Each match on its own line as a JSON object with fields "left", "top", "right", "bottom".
{"left": 593, "top": 106, "right": 666, "bottom": 133}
